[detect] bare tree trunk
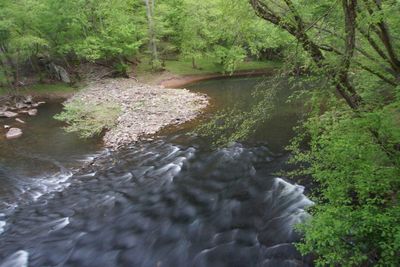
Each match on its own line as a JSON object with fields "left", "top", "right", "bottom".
{"left": 336, "top": 0, "right": 362, "bottom": 109}
{"left": 15, "top": 50, "right": 20, "bottom": 86}
{"left": 192, "top": 57, "right": 197, "bottom": 69}
{"left": 144, "top": 0, "right": 159, "bottom": 68}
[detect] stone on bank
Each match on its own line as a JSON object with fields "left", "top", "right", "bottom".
{"left": 6, "top": 128, "right": 23, "bottom": 139}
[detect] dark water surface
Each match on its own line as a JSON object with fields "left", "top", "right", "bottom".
{"left": 0, "top": 101, "right": 103, "bottom": 211}
{"left": 0, "top": 77, "right": 312, "bottom": 267}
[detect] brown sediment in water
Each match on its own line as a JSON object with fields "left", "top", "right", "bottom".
{"left": 159, "top": 69, "right": 275, "bottom": 88}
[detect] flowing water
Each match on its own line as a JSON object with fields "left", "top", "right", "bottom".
{"left": 0, "top": 77, "right": 313, "bottom": 267}
{"left": 0, "top": 101, "right": 103, "bottom": 213}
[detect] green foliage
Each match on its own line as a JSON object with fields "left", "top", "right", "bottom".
{"left": 213, "top": 46, "right": 246, "bottom": 74}
{"left": 152, "top": 0, "right": 185, "bottom": 56}
{"left": 46, "top": 0, "right": 146, "bottom": 62}
{"left": 54, "top": 100, "right": 121, "bottom": 138}
{"left": 177, "top": 0, "right": 288, "bottom": 73}
{"left": 186, "top": 1, "right": 400, "bottom": 265}
{"left": 196, "top": 78, "right": 279, "bottom": 147}
{"left": 0, "top": 0, "right": 286, "bottom": 83}
{"left": 196, "top": 109, "right": 259, "bottom": 148}
{"left": 113, "top": 62, "right": 130, "bottom": 77}
{"left": 137, "top": 56, "right": 280, "bottom": 77}
{"left": 0, "top": 0, "right": 147, "bottom": 84}
{"left": 289, "top": 103, "right": 400, "bottom": 266}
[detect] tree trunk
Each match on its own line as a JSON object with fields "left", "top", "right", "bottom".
{"left": 0, "top": 59, "right": 14, "bottom": 90}
{"left": 337, "top": 0, "right": 362, "bottom": 109}
{"left": 0, "top": 45, "right": 18, "bottom": 85}
{"left": 144, "top": 0, "right": 159, "bottom": 68}
{"left": 359, "top": 0, "right": 400, "bottom": 78}
{"left": 192, "top": 57, "right": 197, "bottom": 69}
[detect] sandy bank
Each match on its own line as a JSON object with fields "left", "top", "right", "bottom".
{"left": 140, "top": 69, "right": 275, "bottom": 88}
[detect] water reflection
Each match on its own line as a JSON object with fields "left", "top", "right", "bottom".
{"left": 186, "top": 76, "right": 303, "bottom": 152}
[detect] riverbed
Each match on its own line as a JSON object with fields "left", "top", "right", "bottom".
{"left": 0, "top": 76, "right": 312, "bottom": 266}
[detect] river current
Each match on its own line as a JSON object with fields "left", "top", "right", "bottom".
{"left": 0, "top": 77, "right": 313, "bottom": 267}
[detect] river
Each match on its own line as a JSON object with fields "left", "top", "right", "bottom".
{"left": 0, "top": 76, "right": 313, "bottom": 267}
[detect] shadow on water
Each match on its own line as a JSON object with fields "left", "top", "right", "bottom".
{"left": 0, "top": 76, "right": 313, "bottom": 267}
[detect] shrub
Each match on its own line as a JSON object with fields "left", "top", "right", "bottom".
{"left": 290, "top": 102, "right": 400, "bottom": 266}
{"left": 55, "top": 100, "right": 121, "bottom": 138}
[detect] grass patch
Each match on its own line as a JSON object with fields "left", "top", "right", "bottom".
{"left": 0, "top": 83, "right": 79, "bottom": 96}
{"left": 54, "top": 100, "right": 121, "bottom": 138}
{"left": 136, "top": 56, "right": 282, "bottom": 76}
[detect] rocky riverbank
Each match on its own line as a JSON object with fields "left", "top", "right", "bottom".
{"left": 0, "top": 95, "right": 46, "bottom": 139}
{"left": 64, "top": 78, "right": 208, "bottom": 149}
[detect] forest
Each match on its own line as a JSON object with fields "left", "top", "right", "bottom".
{"left": 0, "top": 0, "right": 400, "bottom": 266}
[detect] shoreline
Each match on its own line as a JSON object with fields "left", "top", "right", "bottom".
{"left": 63, "top": 78, "right": 209, "bottom": 149}
{"left": 60, "top": 68, "right": 274, "bottom": 148}
{"left": 1, "top": 68, "right": 273, "bottom": 148}
{"left": 157, "top": 69, "right": 275, "bottom": 88}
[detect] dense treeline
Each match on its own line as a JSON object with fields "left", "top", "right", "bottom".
{"left": 0, "top": 0, "right": 146, "bottom": 86}
{"left": 1, "top": 0, "right": 400, "bottom": 266}
{"left": 0, "top": 0, "right": 283, "bottom": 87}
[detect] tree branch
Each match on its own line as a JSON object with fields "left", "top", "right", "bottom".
{"left": 335, "top": 0, "right": 362, "bottom": 109}
{"left": 319, "top": 44, "right": 397, "bottom": 86}
{"left": 250, "top": 0, "right": 364, "bottom": 109}
{"left": 372, "top": 0, "right": 400, "bottom": 72}
{"left": 359, "top": 0, "right": 400, "bottom": 75}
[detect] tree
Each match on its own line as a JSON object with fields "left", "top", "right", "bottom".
{"left": 0, "top": 0, "right": 49, "bottom": 87}
{"left": 178, "top": 0, "right": 285, "bottom": 73}
{"left": 246, "top": 0, "right": 400, "bottom": 265}
{"left": 0, "top": 0, "right": 147, "bottom": 84}
{"left": 144, "top": 0, "right": 160, "bottom": 69}
{"left": 250, "top": 0, "right": 399, "bottom": 96}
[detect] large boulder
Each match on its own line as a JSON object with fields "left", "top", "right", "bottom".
{"left": 6, "top": 128, "right": 23, "bottom": 139}
{"left": 49, "top": 63, "right": 71, "bottom": 83}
